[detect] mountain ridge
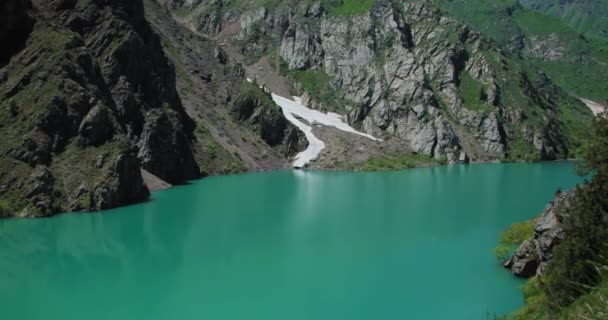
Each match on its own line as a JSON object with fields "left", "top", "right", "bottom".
{"left": 0, "top": 0, "right": 305, "bottom": 217}
{"left": 0, "top": 0, "right": 602, "bottom": 217}
{"left": 164, "top": 0, "right": 593, "bottom": 164}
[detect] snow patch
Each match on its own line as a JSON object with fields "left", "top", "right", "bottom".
{"left": 580, "top": 98, "right": 605, "bottom": 116}
{"left": 246, "top": 77, "right": 380, "bottom": 168}
{"left": 270, "top": 94, "right": 380, "bottom": 168}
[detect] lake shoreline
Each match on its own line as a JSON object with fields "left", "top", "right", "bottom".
{"left": 2, "top": 159, "right": 580, "bottom": 219}
{"left": 0, "top": 163, "right": 584, "bottom": 319}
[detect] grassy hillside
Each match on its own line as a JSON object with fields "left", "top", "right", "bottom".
{"left": 435, "top": 0, "right": 608, "bottom": 102}
{"left": 519, "top": 0, "right": 608, "bottom": 41}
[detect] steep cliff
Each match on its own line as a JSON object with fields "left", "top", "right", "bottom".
{"left": 1, "top": 0, "right": 175, "bottom": 216}
{"left": 164, "top": 0, "right": 592, "bottom": 163}
{"left": 0, "top": 0, "right": 304, "bottom": 217}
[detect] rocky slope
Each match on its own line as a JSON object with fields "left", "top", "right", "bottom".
{"left": 144, "top": 0, "right": 306, "bottom": 172}
{"left": 164, "top": 0, "right": 592, "bottom": 163}
{"left": 0, "top": 0, "right": 598, "bottom": 217}
{"left": 0, "top": 0, "right": 304, "bottom": 217}
{"left": 504, "top": 190, "right": 576, "bottom": 277}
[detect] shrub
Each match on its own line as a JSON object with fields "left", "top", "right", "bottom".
{"left": 0, "top": 199, "right": 11, "bottom": 217}
{"left": 493, "top": 220, "right": 535, "bottom": 262}
{"left": 541, "top": 113, "right": 608, "bottom": 308}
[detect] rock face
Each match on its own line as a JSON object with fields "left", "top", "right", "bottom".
{"left": 0, "top": 0, "right": 199, "bottom": 217}
{"left": 231, "top": 85, "right": 307, "bottom": 157}
{"left": 504, "top": 190, "right": 576, "bottom": 277}
{"left": 0, "top": 0, "right": 308, "bottom": 217}
{"left": 137, "top": 109, "right": 199, "bottom": 184}
{"left": 167, "top": 0, "right": 590, "bottom": 163}
{"left": 0, "top": 0, "right": 34, "bottom": 67}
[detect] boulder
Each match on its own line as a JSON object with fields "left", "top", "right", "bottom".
{"left": 505, "top": 239, "right": 539, "bottom": 277}
{"left": 504, "top": 190, "right": 575, "bottom": 277}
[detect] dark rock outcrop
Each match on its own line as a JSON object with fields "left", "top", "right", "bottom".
{"left": 231, "top": 86, "right": 307, "bottom": 157}
{"left": 0, "top": 0, "right": 34, "bottom": 67}
{"left": 24, "top": 166, "right": 58, "bottom": 217}
{"left": 77, "top": 104, "right": 116, "bottom": 146}
{"left": 504, "top": 190, "right": 576, "bottom": 277}
{"left": 137, "top": 109, "right": 199, "bottom": 184}
{"left": 95, "top": 151, "right": 150, "bottom": 210}
{"left": 0, "top": 0, "right": 200, "bottom": 217}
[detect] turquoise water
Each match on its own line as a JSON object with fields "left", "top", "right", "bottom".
{"left": 0, "top": 163, "right": 584, "bottom": 320}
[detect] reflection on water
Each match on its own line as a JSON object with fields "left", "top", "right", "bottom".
{"left": 0, "top": 163, "right": 583, "bottom": 320}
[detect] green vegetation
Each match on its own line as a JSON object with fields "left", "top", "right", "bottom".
{"left": 238, "top": 81, "right": 276, "bottom": 108}
{"left": 533, "top": 57, "right": 608, "bottom": 104}
{"left": 513, "top": 9, "right": 575, "bottom": 36}
{"left": 517, "top": 0, "right": 608, "bottom": 42}
{"left": 353, "top": 153, "right": 446, "bottom": 172}
{"left": 285, "top": 68, "right": 353, "bottom": 112}
{"left": 540, "top": 116, "right": 608, "bottom": 308}
{"left": 502, "top": 111, "right": 608, "bottom": 319}
{"left": 458, "top": 72, "right": 493, "bottom": 112}
{"left": 321, "top": 0, "right": 375, "bottom": 16}
{"left": 493, "top": 220, "right": 536, "bottom": 261}
{"left": 0, "top": 199, "right": 11, "bottom": 217}
{"left": 436, "top": 0, "right": 520, "bottom": 44}
{"left": 504, "top": 134, "right": 541, "bottom": 162}
{"left": 288, "top": 69, "right": 332, "bottom": 98}
{"left": 435, "top": 0, "right": 608, "bottom": 102}
{"left": 235, "top": 0, "right": 375, "bottom": 17}
{"left": 513, "top": 260, "right": 608, "bottom": 319}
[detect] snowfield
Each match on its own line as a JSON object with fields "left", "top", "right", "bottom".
{"left": 270, "top": 94, "right": 380, "bottom": 168}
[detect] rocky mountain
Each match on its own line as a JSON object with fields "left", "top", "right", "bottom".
{"left": 164, "top": 0, "right": 592, "bottom": 163}
{"left": 0, "top": 0, "right": 304, "bottom": 217}
{"left": 0, "top": 0, "right": 600, "bottom": 217}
